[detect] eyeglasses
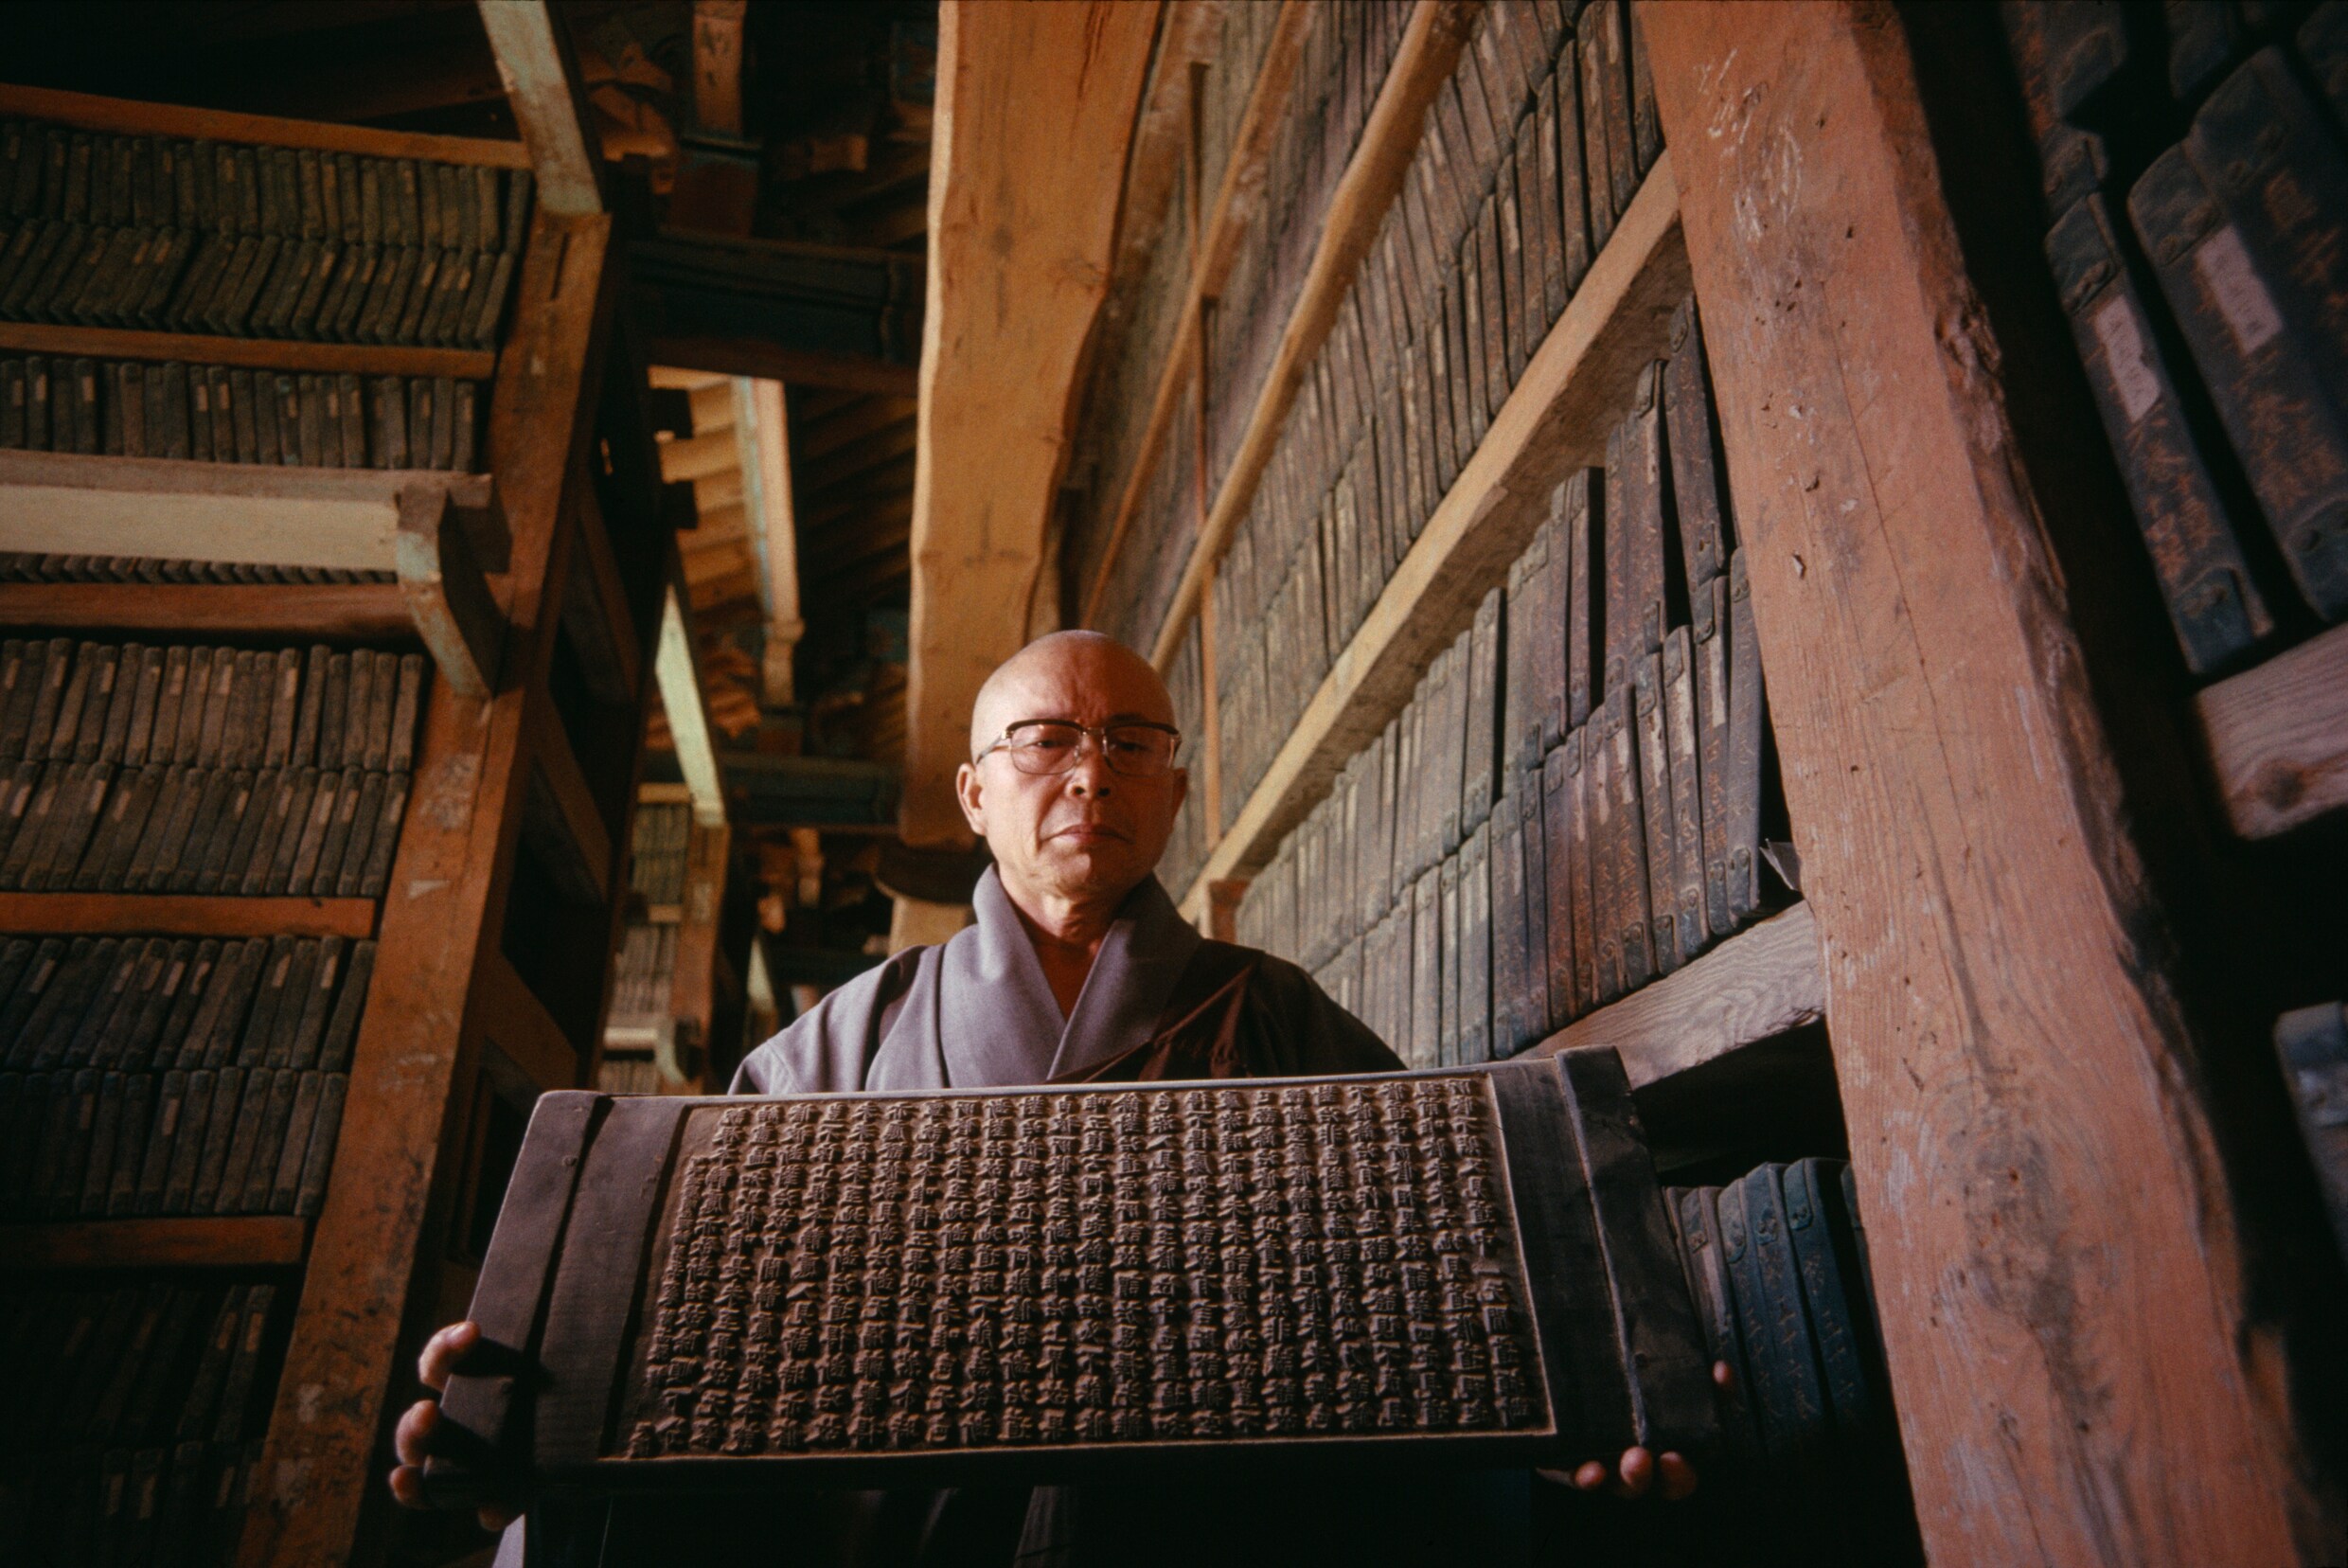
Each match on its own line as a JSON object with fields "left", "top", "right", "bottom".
{"left": 974, "top": 720, "right": 1183, "bottom": 777}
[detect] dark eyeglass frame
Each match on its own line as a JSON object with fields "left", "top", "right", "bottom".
{"left": 973, "top": 718, "right": 1183, "bottom": 777}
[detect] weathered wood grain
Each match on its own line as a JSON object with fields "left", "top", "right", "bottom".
{"left": 0, "top": 582, "right": 413, "bottom": 640}
{"left": 0, "top": 322, "right": 495, "bottom": 380}
{"left": 0, "top": 1214, "right": 309, "bottom": 1270}
{"left": 1643, "top": 6, "right": 2310, "bottom": 1562}
{"left": 1527, "top": 901, "right": 1823, "bottom": 1087}
{"left": 474, "top": 0, "right": 604, "bottom": 216}
{"left": 1179, "top": 160, "right": 1686, "bottom": 913}
{"left": 2195, "top": 622, "right": 2348, "bottom": 840}
{"left": 901, "top": 1, "right": 1162, "bottom": 846}
{"left": 0, "top": 80, "right": 531, "bottom": 167}
{"left": 0, "top": 891, "right": 377, "bottom": 939}
{"left": 0, "top": 452, "right": 499, "bottom": 574}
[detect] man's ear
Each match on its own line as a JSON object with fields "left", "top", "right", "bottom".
{"left": 1169, "top": 765, "right": 1188, "bottom": 816}
{"left": 954, "top": 761, "right": 987, "bottom": 836}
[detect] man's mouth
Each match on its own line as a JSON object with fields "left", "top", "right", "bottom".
{"left": 1050, "top": 823, "right": 1128, "bottom": 845}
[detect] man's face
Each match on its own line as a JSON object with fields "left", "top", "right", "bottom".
{"left": 955, "top": 637, "right": 1187, "bottom": 908}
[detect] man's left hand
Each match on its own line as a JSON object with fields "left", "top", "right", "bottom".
{"left": 1537, "top": 1359, "right": 1733, "bottom": 1500}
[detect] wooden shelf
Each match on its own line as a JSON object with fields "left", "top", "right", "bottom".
{"left": 2196, "top": 621, "right": 2348, "bottom": 840}
{"left": 0, "top": 1215, "right": 311, "bottom": 1270}
{"left": 1523, "top": 901, "right": 1824, "bottom": 1087}
{"left": 1180, "top": 156, "right": 1689, "bottom": 912}
{"left": 0, "top": 321, "right": 496, "bottom": 382}
{"left": 1077, "top": 0, "right": 1316, "bottom": 626}
{"left": 1129, "top": 1, "right": 1480, "bottom": 658}
{"left": 0, "top": 451, "right": 508, "bottom": 695}
{"left": 0, "top": 580, "right": 413, "bottom": 638}
{"left": 0, "top": 80, "right": 530, "bottom": 169}
{"left": 0, "top": 892, "right": 378, "bottom": 938}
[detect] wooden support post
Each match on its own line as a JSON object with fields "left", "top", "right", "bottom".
{"left": 901, "top": 0, "right": 1162, "bottom": 846}
{"left": 476, "top": 0, "right": 604, "bottom": 216}
{"left": 1641, "top": 5, "right": 2314, "bottom": 1561}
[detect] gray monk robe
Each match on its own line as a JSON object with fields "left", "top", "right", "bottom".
{"left": 732, "top": 865, "right": 1398, "bottom": 1096}
{"left": 498, "top": 870, "right": 1530, "bottom": 1567}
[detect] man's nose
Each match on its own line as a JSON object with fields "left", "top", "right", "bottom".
{"left": 1063, "top": 740, "right": 1114, "bottom": 795}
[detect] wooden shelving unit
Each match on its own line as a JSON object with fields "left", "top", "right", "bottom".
{"left": 1076, "top": 0, "right": 1314, "bottom": 627}
{"left": 0, "top": 1215, "right": 310, "bottom": 1271}
{"left": 0, "top": 61, "right": 675, "bottom": 1568}
{"left": 2196, "top": 620, "right": 2348, "bottom": 841}
{"left": 1178, "top": 157, "right": 1687, "bottom": 916}
{"left": 1143, "top": 1, "right": 1481, "bottom": 664}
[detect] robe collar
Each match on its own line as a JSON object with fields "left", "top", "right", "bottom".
{"left": 934, "top": 864, "right": 1201, "bottom": 1089}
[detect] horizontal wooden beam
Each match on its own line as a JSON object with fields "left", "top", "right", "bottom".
{"left": 0, "top": 452, "right": 501, "bottom": 572}
{"left": 1182, "top": 159, "right": 1687, "bottom": 903}
{"left": 0, "top": 321, "right": 495, "bottom": 382}
{"left": 645, "top": 334, "right": 920, "bottom": 397}
{"left": 0, "top": 581, "right": 413, "bottom": 638}
{"left": 1525, "top": 901, "right": 1823, "bottom": 1087}
{"left": 1148, "top": 0, "right": 1482, "bottom": 667}
{"left": 0, "top": 81, "right": 530, "bottom": 168}
{"left": 0, "top": 1215, "right": 310, "bottom": 1271}
{"left": 472, "top": 951, "right": 580, "bottom": 1094}
{"left": 0, "top": 891, "right": 377, "bottom": 937}
{"left": 2195, "top": 622, "right": 2348, "bottom": 840}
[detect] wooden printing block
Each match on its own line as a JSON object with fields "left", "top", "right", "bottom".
{"left": 423, "top": 1060, "right": 1714, "bottom": 1506}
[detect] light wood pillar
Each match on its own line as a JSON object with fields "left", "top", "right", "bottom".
{"left": 1641, "top": 4, "right": 2315, "bottom": 1562}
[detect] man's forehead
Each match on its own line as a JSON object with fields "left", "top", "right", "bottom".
{"left": 969, "top": 635, "right": 1173, "bottom": 746}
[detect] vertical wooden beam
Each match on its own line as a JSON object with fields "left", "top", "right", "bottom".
{"left": 476, "top": 0, "right": 604, "bottom": 216}
{"left": 732, "top": 378, "right": 804, "bottom": 705}
{"left": 1641, "top": 5, "right": 2313, "bottom": 1562}
{"left": 902, "top": 0, "right": 1162, "bottom": 846}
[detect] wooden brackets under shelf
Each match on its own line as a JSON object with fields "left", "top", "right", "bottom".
{"left": 0, "top": 450, "right": 509, "bottom": 694}
{"left": 2196, "top": 621, "right": 2348, "bottom": 840}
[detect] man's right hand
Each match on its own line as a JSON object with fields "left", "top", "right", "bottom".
{"left": 387, "top": 1320, "right": 516, "bottom": 1533}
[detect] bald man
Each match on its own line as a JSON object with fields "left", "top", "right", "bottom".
{"left": 395, "top": 632, "right": 1699, "bottom": 1565}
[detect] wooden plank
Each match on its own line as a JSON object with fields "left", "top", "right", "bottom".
{"left": 1076, "top": 1, "right": 1314, "bottom": 628}
{"left": 0, "top": 322, "right": 494, "bottom": 381}
{"left": 902, "top": 1, "right": 1163, "bottom": 846}
{"left": 1642, "top": 7, "right": 2309, "bottom": 1563}
{"left": 2195, "top": 622, "right": 2348, "bottom": 840}
{"left": 475, "top": 951, "right": 581, "bottom": 1093}
{"left": 1180, "top": 160, "right": 1687, "bottom": 909}
{"left": 1147, "top": 0, "right": 1483, "bottom": 668}
{"left": 735, "top": 379, "right": 803, "bottom": 705}
{"left": 527, "top": 710, "right": 614, "bottom": 905}
{"left": 0, "top": 1215, "right": 309, "bottom": 1271}
{"left": 1526, "top": 901, "right": 1822, "bottom": 1087}
{"left": 0, "top": 80, "right": 530, "bottom": 167}
{"left": 0, "top": 582, "right": 413, "bottom": 639}
{"left": 476, "top": 0, "right": 605, "bottom": 216}
{"left": 0, "top": 452, "right": 499, "bottom": 573}
{"left": 0, "top": 892, "right": 377, "bottom": 938}
{"left": 237, "top": 207, "right": 614, "bottom": 1568}
{"left": 563, "top": 483, "right": 644, "bottom": 704}
{"left": 645, "top": 333, "right": 919, "bottom": 397}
